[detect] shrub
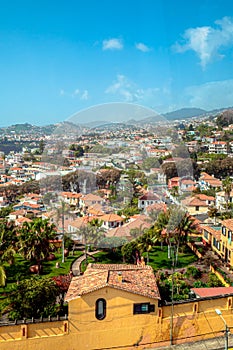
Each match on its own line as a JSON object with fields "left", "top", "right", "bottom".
{"left": 185, "top": 266, "right": 202, "bottom": 279}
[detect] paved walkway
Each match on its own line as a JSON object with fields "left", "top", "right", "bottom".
{"left": 148, "top": 334, "right": 233, "bottom": 350}
{"left": 71, "top": 250, "right": 100, "bottom": 276}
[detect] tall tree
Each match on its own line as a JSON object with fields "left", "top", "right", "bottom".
{"left": 207, "top": 205, "right": 218, "bottom": 225}
{"left": 166, "top": 208, "right": 198, "bottom": 265}
{"left": 137, "top": 228, "right": 154, "bottom": 263}
{"left": 0, "top": 220, "right": 17, "bottom": 286}
{"left": 18, "top": 218, "right": 56, "bottom": 273}
{"left": 222, "top": 176, "right": 232, "bottom": 210}
{"left": 153, "top": 210, "right": 170, "bottom": 252}
{"left": 2, "top": 277, "right": 60, "bottom": 320}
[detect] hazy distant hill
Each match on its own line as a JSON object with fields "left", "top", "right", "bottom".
{"left": 216, "top": 109, "right": 233, "bottom": 127}
{"left": 0, "top": 123, "right": 56, "bottom": 135}
{"left": 164, "top": 108, "right": 207, "bottom": 120}
{"left": 2, "top": 106, "right": 233, "bottom": 134}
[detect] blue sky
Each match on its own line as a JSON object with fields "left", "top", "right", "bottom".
{"left": 1, "top": 0, "right": 233, "bottom": 126}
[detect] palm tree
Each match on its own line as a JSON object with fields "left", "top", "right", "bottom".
{"left": 137, "top": 228, "right": 154, "bottom": 263}
{"left": 170, "top": 186, "right": 179, "bottom": 198}
{"left": 153, "top": 210, "right": 170, "bottom": 253}
{"left": 0, "top": 220, "right": 17, "bottom": 286}
{"left": 18, "top": 218, "right": 56, "bottom": 274}
{"left": 54, "top": 201, "right": 75, "bottom": 263}
{"left": 146, "top": 208, "right": 161, "bottom": 225}
{"left": 167, "top": 208, "right": 198, "bottom": 265}
{"left": 130, "top": 224, "right": 147, "bottom": 240}
{"left": 76, "top": 223, "right": 95, "bottom": 266}
{"left": 222, "top": 176, "right": 232, "bottom": 210}
{"left": 88, "top": 218, "right": 106, "bottom": 246}
{"left": 207, "top": 205, "right": 218, "bottom": 225}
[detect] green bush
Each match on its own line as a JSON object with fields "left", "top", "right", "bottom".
{"left": 185, "top": 266, "right": 202, "bottom": 279}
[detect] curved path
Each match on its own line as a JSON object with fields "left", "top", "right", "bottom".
{"left": 71, "top": 250, "right": 100, "bottom": 276}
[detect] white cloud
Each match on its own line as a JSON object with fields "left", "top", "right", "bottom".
{"left": 60, "top": 88, "right": 89, "bottom": 100}
{"left": 105, "top": 74, "right": 163, "bottom": 106}
{"left": 135, "top": 42, "right": 151, "bottom": 52}
{"left": 183, "top": 79, "right": 233, "bottom": 110}
{"left": 173, "top": 16, "right": 233, "bottom": 68}
{"left": 80, "top": 90, "right": 89, "bottom": 100}
{"left": 102, "top": 38, "right": 123, "bottom": 51}
{"left": 73, "top": 89, "right": 80, "bottom": 95}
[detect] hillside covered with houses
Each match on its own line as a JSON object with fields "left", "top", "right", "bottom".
{"left": 1, "top": 111, "right": 233, "bottom": 348}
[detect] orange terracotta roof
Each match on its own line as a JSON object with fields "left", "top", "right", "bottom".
{"left": 183, "top": 185, "right": 197, "bottom": 192}
{"left": 182, "top": 197, "right": 208, "bottom": 207}
{"left": 87, "top": 206, "right": 105, "bottom": 216}
{"left": 191, "top": 287, "right": 233, "bottom": 298}
{"left": 200, "top": 172, "right": 213, "bottom": 179}
{"left": 196, "top": 194, "right": 215, "bottom": 201}
{"left": 100, "top": 213, "right": 123, "bottom": 222}
{"left": 107, "top": 225, "right": 131, "bottom": 238}
{"left": 181, "top": 179, "right": 196, "bottom": 184}
{"left": 107, "top": 218, "right": 150, "bottom": 238}
{"left": 65, "top": 264, "right": 160, "bottom": 302}
{"left": 221, "top": 219, "right": 233, "bottom": 231}
{"left": 139, "top": 192, "right": 160, "bottom": 201}
{"left": 21, "top": 202, "right": 41, "bottom": 209}
{"left": 61, "top": 192, "right": 82, "bottom": 199}
{"left": 16, "top": 217, "right": 32, "bottom": 224}
{"left": 82, "top": 193, "right": 103, "bottom": 201}
{"left": 212, "top": 141, "right": 227, "bottom": 145}
{"left": 146, "top": 202, "right": 167, "bottom": 213}
{"left": 201, "top": 225, "right": 221, "bottom": 240}
{"left": 9, "top": 209, "right": 27, "bottom": 216}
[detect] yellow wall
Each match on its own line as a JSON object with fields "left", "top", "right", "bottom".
{"left": 186, "top": 205, "right": 208, "bottom": 216}
{"left": 220, "top": 226, "right": 233, "bottom": 266}
{"left": 0, "top": 288, "right": 233, "bottom": 350}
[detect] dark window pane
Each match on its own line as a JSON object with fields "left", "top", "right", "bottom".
{"left": 95, "top": 298, "right": 106, "bottom": 320}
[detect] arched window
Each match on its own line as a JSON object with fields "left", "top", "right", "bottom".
{"left": 95, "top": 298, "right": 106, "bottom": 320}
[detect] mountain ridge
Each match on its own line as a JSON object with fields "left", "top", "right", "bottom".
{"left": 1, "top": 106, "right": 233, "bottom": 131}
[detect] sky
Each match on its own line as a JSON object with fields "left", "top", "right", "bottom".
{"left": 1, "top": 0, "right": 233, "bottom": 126}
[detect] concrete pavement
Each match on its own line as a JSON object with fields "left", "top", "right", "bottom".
{"left": 147, "top": 334, "right": 233, "bottom": 350}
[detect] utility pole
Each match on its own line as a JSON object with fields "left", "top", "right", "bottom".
{"left": 61, "top": 201, "right": 65, "bottom": 263}
{"left": 215, "top": 309, "right": 229, "bottom": 350}
{"left": 170, "top": 244, "right": 175, "bottom": 346}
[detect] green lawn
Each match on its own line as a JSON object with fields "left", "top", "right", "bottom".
{"left": 89, "top": 245, "right": 198, "bottom": 272}
{"left": 93, "top": 250, "right": 123, "bottom": 264}
{"left": 80, "top": 250, "right": 123, "bottom": 272}
{"left": 0, "top": 251, "right": 83, "bottom": 295}
{"left": 143, "top": 245, "right": 198, "bottom": 271}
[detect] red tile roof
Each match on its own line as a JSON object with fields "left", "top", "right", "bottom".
{"left": 100, "top": 213, "right": 124, "bottom": 222}
{"left": 139, "top": 192, "right": 160, "bottom": 201}
{"left": 65, "top": 263, "right": 160, "bottom": 302}
{"left": 221, "top": 219, "right": 233, "bottom": 231}
{"left": 191, "top": 287, "right": 233, "bottom": 298}
{"left": 107, "top": 218, "right": 150, "bottom": 238}
{"left": 201, "top": 225, "right": 221, "bottom": 240}
{"left": 196, "top": 194, "right": 215, "bottom": 201}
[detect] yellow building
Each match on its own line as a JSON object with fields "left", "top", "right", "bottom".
{"left": 0, "top": 263, "right": 233, "bottom": 349}
{"left": 221, "top": 219, "right": 233, "bottom": 265}
{"left": 202, "top": 224, "right": 222, "bottom": 255}
{"left": 202, "top": 219, "right": 233, "bottom": 266}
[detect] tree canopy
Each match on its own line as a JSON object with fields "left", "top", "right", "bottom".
{"left": 1, "top": 277, "right": 60, "bottom": 320}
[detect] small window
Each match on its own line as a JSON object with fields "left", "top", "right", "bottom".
{"left": 95, "top": 298, "right": 106, "bottom": 320}
{"left": 228, "top": 230, "right": 232, "bottom": 241}
{"left": 195, "top": 206, "right": 199, "bottom": 211}
{"left": 133, "top": 303, "right": 155, "bottom": 314}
